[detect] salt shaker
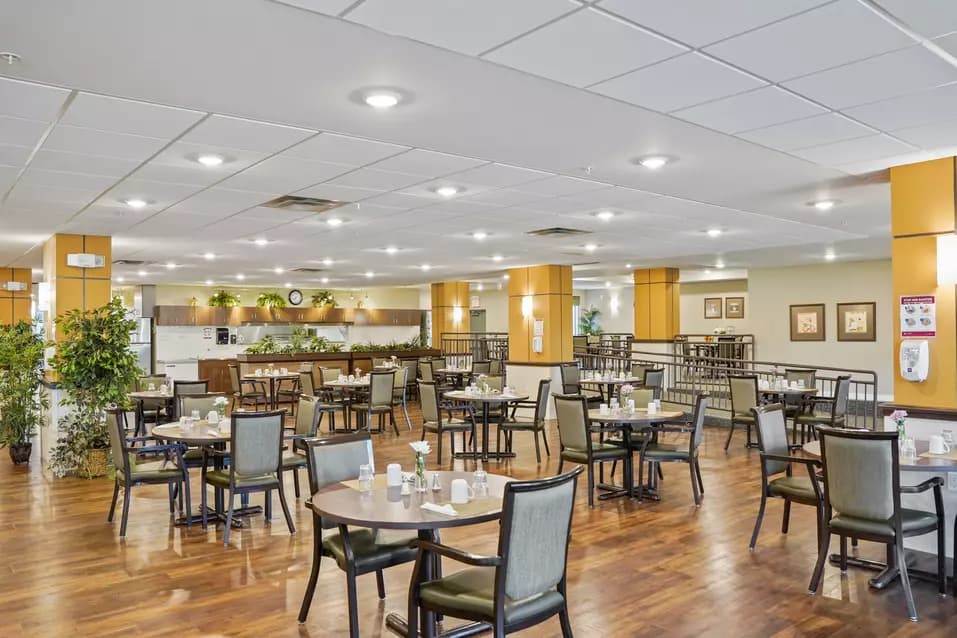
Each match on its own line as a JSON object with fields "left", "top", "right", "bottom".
{"left": 431, "top": 472, "right": 442, "bottom": 491}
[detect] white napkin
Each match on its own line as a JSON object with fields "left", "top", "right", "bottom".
{"left": 421, "top": 502, "right": 459, "bottom": 516}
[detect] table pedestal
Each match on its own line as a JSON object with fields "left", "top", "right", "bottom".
{"left": 452, "top": 403, "right": 516, "bottom": 462}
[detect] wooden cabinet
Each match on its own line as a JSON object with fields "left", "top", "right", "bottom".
{"left": 155, "top": 305, "right": 423, "bottom": 326}
{"left": 198, "top": 359, "right": 237, "bottom": 394}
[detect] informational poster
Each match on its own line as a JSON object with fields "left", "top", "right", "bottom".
{"left": 202, "top": 327, "right": 213, "bottom": 340}
{"left": 900, "top": 295, "right": 936, "bottom": 337}
{"left": 533, "top": 320, "right": 544, "bottom": 336}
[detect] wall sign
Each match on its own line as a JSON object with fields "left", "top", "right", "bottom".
{"left": 900, "top": 295, "right": 935, "bottom": 337}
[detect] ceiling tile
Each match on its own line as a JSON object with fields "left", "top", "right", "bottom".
{"left": 345, "top": 0, "right": 576, "bottom": 56}
{"left": 294, "top": 183, "right": 384, "bottom": 202}
{"left": 17, "top": 168, "right": 116, "bottom": 193}
{"left": 178, "top": 114, "right": 316, "bottom": 153}
{"left": 30, "top": 149, "right": 140, "bottom": 177}
{"left": 360, "top": 191, "right": 433, "bottom": 209}
{"left": 783, "top": 46, "right": 957, "bottom": 109}
{"left": 135, "top": 141, "right": 267, "bottom": 186}
{"left": 791, "top": 134, "right": 916, "bottom": 165}
{"left": 101, "top": 178, "right": 204, "bottom": 211}
{"left": 892, "top": 118, "right": 957, "bottom": 149}
{"left": 591, "top": 52, "right": 766, "bottom": 112}
{"left": 61, "top": 93, "right": 204, "bottom": 138}
{"left": 875, "top": 0, "right": 957, "bottom": 39}
{"left": 332, "top": 167, "right": 426, "bottom": 191}
{"left": 597, "top": 0, "right": 829, "bottom": 47}
{"left": 672, "top": 86, "right": 826, "bottom": 134}
{"left": 0, "top": 115, "right": 50, "bottom": 148}
{"left": 165, "top": 188, "right": 274, "bottom": 217}
{"left": 0, "top": 143, "right": 32, "bottom": 167}
{"left": 513, "top": 175, "right": 612, "bottom": 197}
{"left": 462, "top": 188, "right": 546, "bottom": 207}
{"left": 368, "top": 149, "right": 486, "bottom": 177}
{"left": 842, "top": 82, "right": 957, "bottom": 130}
{"left": 42, "top": 125, "right": 168, "bottom": 160}
{"left": 219, "top": 156, "right": 352, "bottom": 193}
{"left": 737, "top": 113, "right": 875, "bottom": 151}
{"left": 0, "top": 166, "right": 20, "bottom": 194}
{"left": 935, "top": 32, "right": 957, "bottom": 56}
{"left": 446, "top": 163, "right": 553, "bottom": 188}
{"left": 283, "top": 132, "right": 407, "bottom": 165}
{"left": 484, "top": 8, "right": 685, "bottom": 88}
{"left": 274, "top": 0, "right": 355, "bottom": 16}
{"left": 703, "top": 0, "right": 915, "bottom": 82}
{"left": 0, "top": 77, "right": 70, "bottom": 121}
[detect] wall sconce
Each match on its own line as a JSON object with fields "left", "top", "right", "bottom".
{"left": 937, "top": 234, "right": 957, "bottom": 285}
{"left": 610, "top": 295, "right": 620, "bottom": 315}
{"left": 452, "top": 306, "right": 463, "bottom": 323}
{"left": 521, "top": 295, "right": 533, "bottom": 317}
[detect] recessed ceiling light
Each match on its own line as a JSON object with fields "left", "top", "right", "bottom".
{"left": 365, "top": 271, "right": 374, "bottom": 278}
{"left": 637, "top": 155, "right": 670, "bottom": 170}
{"left": 203, "top": 252, "right": 215, "bottom": 261}
{"left": 473, "top": 231, "right": 487, "bottom": 240}
{"left": 236, "top": 273, "right": 245, "bottom": 280}
{"left": 327, "top": 217, "right": 344, "bottom": 227}
{"left": 421, "top": 264, "right": 431, "bottom": 271}
{"left": 811, "top": 199, "right": 838, "bottom": 211}
{"left": 165, "top": 262, "right": 176, "bottom": 269}
{"left": 274, "top": 267, "right": 284, "bottom": 274}
{"left": 492, "top": 254, "right": 503, "bottom": 262}
{"left": 584, "top": 243, "right": 597, "bottom": 252}
{"left": 706, "top": 228, "right": 722, "bottom": 238}
{"left": 284, "top": 282, "right": 292, "bottom": 288}
{"left": 116, "top": 276, "right": 125, "bottom": 283}
{"left": 595, "top": 210, "right": 615, "bottom": 221}
{"left": 124, "top": 198, "right": 147, "bottom": 209}
{"left": 825, "top": 252, "right": 836, "bottom": 261}
{"left": 321, "top": 277, "right": 329, "bottom": 284}
{"left": 364, "top": 92, "right": 400, "bottom": 109}
{"left": 254, "top": 238, "right": 269, "bottom": 246}
{"left": 197, "top": 154, "right": 224, "bottom": 167}
{"left": 386, "top": 246, "right": 398, "bottom": 255}
{"left": 626, "top": 263, "right": 632, "bottom": 269}
{"left": 434, "top": 186, "right": 460, "bottom": 198}
{"left": 137, "top": 270, "right": 147, "bottom": 277}
{"left": 205, "top": 279, "right": 213, "bottom": 285}
{"left": 322, "top": 258, "right": 333, "bottom": 266}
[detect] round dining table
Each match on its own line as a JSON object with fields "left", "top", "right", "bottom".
{"left": 443, "top": 390, "right": 528, "bottom": 461}
{"left": 323, "top": 377, "right": 371, "bottom": 430}
{"left": 309, "top": 469, "right": 512, "bottom": 638}
{"left": 128, "top": 389, "right": 175, "bottom": 437}
{"left": 579, "top": 375, "right": 645, "bottom": 402}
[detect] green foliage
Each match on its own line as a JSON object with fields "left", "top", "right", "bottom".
{"left": 349, "top": 336, "right": 423, "bottom": 352}
{"left": 245, "top": 331, "right": 344, "bottom": 355}
{"left": 244, "top": 335, "right": 279, "bottom": 354}
{"left": 256, "top": 292, "right": 287, "bottom": 310}
{"left": 0, "top": 320, "right": 48, "bottom": 448}
{"left": 49, "top": 298, "right": 141, "bottom": 477}
{"left": 311, "top": 290, "right": 337, "bottom": 308}
{"left": 208, "top": 289, "right": 241, "bottom": 308}
{"left": 579, "top": 307, "right": 603, "bottom": 336}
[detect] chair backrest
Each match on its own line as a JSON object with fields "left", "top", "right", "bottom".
{"left": 299, "top": 370, "right": 316, "bottom": 396}
{"left": 620, "top": 386, "right": 655, "bottom": 407}
{"left": 420, "top": 361, "right": 435, "bottom": 382}
{"left": 402, "top": 359, "right": 418, "bottom": 381}
{"left": 433, "top": 357, "right": 447, "bottom": 371}
{"left": 319, "top": 367, "right": 342, "bottom": 384}
{"left": 497, "top": 468, "right": 582, "bottom": 603}
{"left": 418, "top": 380, "right": 441, "bottom": 424}
{"left": 642, "top": 368, "right": 664, "bottom": 389}
{"left": 818, "top": 426, "right": 898, "bottom": 522}
{"left": 728, "top": 375, "right": 758, "bottom": 415}
{"left": 106, "top": 408, "right": 130, "bottom": 473}
{"left": 572, "top": 335, "right": 587, "bottom": 352}
{"left": 753, "top": 404, "right": 790, "bottom": 475}
{"left": 392, "top": 366, "right": 407, "bottom": 390}
{"left": 472, "top": 360, "right": 491, "bottom": 375}
{"left": 372, "top": 357, "right": 388, "bottom": 368}
{"left": 304, "top": 433, "right": 375, "bottom": 528}
{"left": 833, "top": 375, "right": 851, "bottom": 417}
{"left": 483, "top": 375, "right": 504, "bottom": 391}
{"left": 174, "top": 380, "right": 209, "bottom": 396}
{"left": 228, "top": 365, "right": 241, "bottom": 393}
{"left": 784, "top": 368, "right": 816, "bottom": 388}
{"left": 179, "top": 392, "right": 226, "bottom": 418}
{"left": 559, "top": 363, "right": 581, "bottom": 394}
{"left": 533, "top": 379, "right": 551, "bottom": 423}
{"left": 294, "top": 395, "right": 321, "bottom": 437}
{"left": 230, "top": 410, "right": 284, "bottom": 477}
{"left": 369, "top": 371, "right": 394, "bottom": 406}
{"left": 489, "top": 359, "right": 503, "bottom": 376}
{"left": 137, "top": 375, "right": 167, "bottom": 391}
{"left": 554, "top": 394, "right": 589, "bottom": 452}
{"left": 630, "top": 363, "right": 651, "bottom": 381}
{"left": 690, "top": 393, "right": 710, "bottom": 449}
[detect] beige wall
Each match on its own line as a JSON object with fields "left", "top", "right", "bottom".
{"left": 580, "top": 286, "right": 635, "bottom": 334}
{"left": 155, "top": 285, "right": 422, "bottom": 309}
{"left": 476, "top": 288, "right": 509, "bottom": 332}
{"left": 680, "top": 279, "right": 750, "bottom": 335}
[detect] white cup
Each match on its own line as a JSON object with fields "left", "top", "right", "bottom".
{"left": 255, "top": 369, "right": 263, "bottom": 376}
{"left": 654, "top": 399, "right": 662, "bottom": 410}
{"left": 599, "top": 403, "right": 609, "bottom": 415}
{"left": 281, "top": 368, "right": 288, "bottom": 375}
{"left": 386, "top": 463, "right": 403, "bottom": 487}
{"left": 190, "top": 410, "right": 200, "bottom": 420}
{"left": 627, "top": 399, "right": 635, "bottom": 411}
{"left": 159, "top": 384, "right": 168, "bottom": 394}
{"left": 647, "top": 402, "right": 658, "bottom": 414}
{"left": 206, "top": 410, "right": 219, "bottom": 424}
{"left": 148, "top": 383, "right": 156, "bottom": 391}
{"left": 929, "top": 434, "right": 951, "bottom": 455}
{"left": 450, "top": 478, "right": 474, "bottom": 504}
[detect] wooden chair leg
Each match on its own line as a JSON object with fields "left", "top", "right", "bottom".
{"left": 277, "top": 480, "right": 295, "bottom": 534}
{"left": 695, "top": 459, "right": 704, "bottom": 494}
{"left": 108, "top": 480, "right": 120, "bottom": 522}
{"left": 782, "top": 499, "right": 791, "bottom": 534}
{"left": 808, "top": 527, "right": 831, "bottom": 594}
{"left": 724, "top": 422, "right": 736, "bottom": 451}
{"left": 376, "top": 569, "right": 386, "bottom": 599}
{"left": 223, "top": 489, "right": 235, "bottom": 546}
{"left": 346, "top": 569, "right": 360, "bottom": 638}
{"left": 293, "top": 469, "right": 301, "bottom": 498}
{"left": 298, "top": 516, "right": 324, "bottom": 623}
{"left": 897, "top": 540, "right": 918, "bottom": 621}
{"left": 558, "top": 602, "right": 574, "bottom": 638}
{"left": 119, "top": 486, "right": 132, "bottom": 537}
{"left": 586, "top": 463, "right": 595, "bottom": 508}
{"left": 749, "top": 493, "right": 767, "bottom": 551}
{"left": 839, "top": 536, "right": 848, "bottom": 572}
{"left": 689, "top": 461, "right": 701, "bottom": 506}
{"left": 533, "top": 429, "right": 542, "bottom": 463}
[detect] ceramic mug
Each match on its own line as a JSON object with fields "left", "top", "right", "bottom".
{"left": 450, "top": 478, "right": 474, "bottom": 504}
{"left": 386, "top": 463, "right": 403, "bottom": 487}
{"left": 929, "top": 434, "right": 951, "bottom": 455}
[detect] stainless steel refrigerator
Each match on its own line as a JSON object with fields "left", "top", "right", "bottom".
{"left": 130, "top": 317, "right": 153, "bottom": 375}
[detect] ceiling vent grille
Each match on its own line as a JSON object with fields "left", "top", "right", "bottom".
{"left": 261, "top": 195, "right": 347, "bottom": 213}
{"left": 113, "top": 259, "right": 151, "bottom": 266}
{"left": 526, "top": 227, "right": 592, "bottom": 237}
{"left": 289, "top": 267, "right": 325, "bottom": 274}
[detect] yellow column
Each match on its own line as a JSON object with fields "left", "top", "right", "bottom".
{"left": 507, "top": 265, "right": 573, "bottom": 363}
{"left": 43, "top": 233, "right": 113, "bottom": 341}
{"left": 430, "top": 281, "right": 470, "bottom": 348}
{"left": 633, "top": 268, "right": 680, "bottom": 340}
{"left": 0, "top": 268, "right": 32, "bottom": 325}
{"left": 890, "top": 158, "right": 957, "bottom": 408}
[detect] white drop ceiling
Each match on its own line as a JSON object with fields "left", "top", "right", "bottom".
{"left": 0, "top": 0, "right": 955, "bottom": 289}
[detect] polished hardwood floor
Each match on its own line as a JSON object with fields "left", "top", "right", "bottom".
{"left": 3, "top": 405, "right": 957, "bottom": 637}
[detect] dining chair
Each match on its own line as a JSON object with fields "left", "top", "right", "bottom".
{"left": 298, "top": 433, "right": 418, "bottom": 635}
{"left": 200, "top": 409, "right": 294, "bottom": 546}
{"left": 499, "top": 378, "right": 551, "bottom": 462}
{"left": 637, "top": 393, "right": 710, "bottom": 505}
{"left": 276, "top": 375, "right": 302, "bottom": 416}
{"left": 419, "top": 380, "right": 477, "bottom": 463}
{"left": 175, "top": 392, "right": 229, "bottom": 469}
{"left": 401, "top": 359, "right": 419, "bottom": 400}
{"left": 298, "top": 370, "right": 340, "bottom": 432}
{"left": 135, "top": 374, "right": 170, "bottom": 432}
{"left": 228, "top": 364, "right": 267, "bottom": 412}
{"left": 489, "top": 359, "right": 503, "bottom": 376}
{"left": 748, "top": 404, "right": 822, "bottom": 551}
{"left": 630, "top": 362, "right": 651, "bottom": 382}
{"left": 390, "top": 366, "right": 413, "bottom": 430}
{"left": 406, "top": 467, "right": 584, "bottom": 638}
{"left": 782, "top": 368, "right": 817, "bottom": 441}
{"left": 173, "top": 379, "right": 209, "bottom": 419}
{"left": 642, "top": 368, "right": 664, "bottom": 394}
{"left": 351, "top": 371, "right": 399, "bottom": 435}
{"left": 372, "top": 356, "right": 389, "bottom": 368}
{"left": 809, "top": 427, "right": 946, "bottom": 621}
{"left": 559, "top": 363, "right": 602, "bottom": 405}
{"left": 794, "top": 375, "right": 851, "bottom": 436}
{"left": 106, "top": 408, "right": 189, "bottom": 537}
{"left": 281, "top": 395, "right": 322, "bottom": 498}
{"left": 318, "top": 366, "right": 348, "bottom": 409}
{"left": 554, "top": 393, "right": 630, "bottom": 507}
{"left": 472, "top": 360, "right": 491, "bottom": 375}
{"left": 724, "top": 374, "right": 759, "bottom": 450}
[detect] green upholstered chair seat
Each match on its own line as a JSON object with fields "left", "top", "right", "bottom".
{"left": 322, "top": 528, "right": 418, "bottom": 572}
{"left": 767, "top": 475, "right": 818, "bottom": 504}
{"left": 204, "top": 469, "right": 279, "bottom": 490}
{"left": 182, "top": 448, "right": 205, "bottom": 461}
{"left": 561, "top": 443, "right": 627, "bottom": 463}
{"left": 830, "top": 509, "right": 938, "bottom": 538}
{"left": 423, "top": 418, "right": 472, "bottom": 433}
{"left": 795, "top": 413, "right": 845, "bottom": 425}
{"left": 282, "top": 450, "right": 308, "bottom": 469}
{"left": 124, "top": 459, "right": 182, "bottom": 482}
{"left": 419, "top": 567, "right": 564, "bottom": 626}
{"left": 501, "top": 417, "right": 544, "bottom": 432}
{"left": 643, "top": 442, "right": 690, "bottom": 462}
{"left": 732, "top": 413, "right": 755, "bottom": 424}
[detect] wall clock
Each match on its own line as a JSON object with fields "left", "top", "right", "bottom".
{"left": 288, "top": 289, "right": 303, "bottom": 306}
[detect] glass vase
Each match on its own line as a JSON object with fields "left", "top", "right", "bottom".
{"left": 415, "top": 453, "right": 427, "bottom": 492}
{"left": 897, "top": 420, "right": 906, "bottom": 439}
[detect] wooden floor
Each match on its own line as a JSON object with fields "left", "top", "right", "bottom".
{"left": 3, "top": 405, "right": 957, "bottom": 637}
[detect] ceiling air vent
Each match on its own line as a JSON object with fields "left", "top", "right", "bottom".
{"left": 526, "top": 227, "right": 592, "bottom": 237}
{"left": 289, "top": 267, "right": 325, "bottom": 274}
{"left": 261, "top": 195, "right": 347, "bottom": 213}
{"left": 113, "top": 259, "right": 151, "bottom": 266}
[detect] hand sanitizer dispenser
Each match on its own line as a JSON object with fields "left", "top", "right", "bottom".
{"left": 900, "top": 340, "right": 929, "bottom": 382}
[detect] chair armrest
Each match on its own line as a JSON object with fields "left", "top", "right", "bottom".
{"left": 414, "top": 540, "right": 501, "bottom": 567}
{"left": 761, "top": 453, "right": 821, "bottom": 468}
{"left": 203, "top": 448, "right": 231, "bottom": 458}
{"left": 900, "top": 477, "right": 944, "bottom": 493}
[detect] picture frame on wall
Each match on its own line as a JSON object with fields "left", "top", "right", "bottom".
{"left": 789, "top": 303, "right": 825, "bottom": 341}
{"left": 837, "top": 302, "right": 876, "bottom": 341}
{"left": 725, "top": 297, "right": 745, "bottom": 319}
{"left": 704, "top": 297, "right": 722, "bottom": 319}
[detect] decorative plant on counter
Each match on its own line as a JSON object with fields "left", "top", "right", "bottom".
{"left": 208, "top": 289, "right": 241, "bottom": 308}
{"left": 579, "top": 307, "right": 603, "bottom": 336}
{"left": 0, "top": 320, "right": 48, "bottom": 464}
{"left": 349, "top": 336, "right": 423, "bottom": 352}
{"left": 49, "top": 298, "right": 141, "bottom": 478}
{"left": 244, "top": 335, "right": 280, "bottom": 355}
{"left": 256, "top": 291, "right": 287, "bottom": 310}
{"left": 311, "top": 290, "right": 337, "bottom": 308}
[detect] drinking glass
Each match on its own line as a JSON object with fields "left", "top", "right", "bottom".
{"left": 472, "top": 469, "right": 489, "bottom": 498}
{"left": 191, "top": 410, "right": 201, "bottom": 420}
{"left": 943, "top": 429, "right": 955, "bottom": 445}
{"left": 901, "top": 437, "right": 917, "bottom": 458}
{"left": 147, "top": 383, "right": 156, "bottom": 391}
{"left": 358, "top": 464, "right": 373, "bottom": 492}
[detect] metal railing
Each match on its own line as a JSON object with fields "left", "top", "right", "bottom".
{"left": 573, "top": 348, "right": 878, "bottom": 430}
{"left": 440, "top": 332, "right": 508, "bottom": 369}
{"left": 574, "top": 333, "right": 633, "bottom": 358}
{"left": 674, "top": 334, "right": 755, "bottom": 364}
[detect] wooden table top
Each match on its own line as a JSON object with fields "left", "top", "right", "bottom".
{"left": 588, "top": 408, "right": 685, "bottom": 424}
{"left": 760, "top": 387, "right": 819, "bottom": 395}
{"left": 444, "top": 390, "right": 528, "bottom": 403}
{"left": 128, "top": 390, "right": 174, "bottom": 400}
{"left": 580, "top": 376, "right": 644, "bottom": 385}
{"left": 152, "top": 421, "right": 230, "bottom": 445}
{"left": 803, "top": 439, "right": 957, "bottom": 472}
{"left": 244, "top": 373, "right": 299, "bottom": 380}
{"left": 324, "top": 378, "right": 371, "bottom": 388}
{"left": 309, "top": 470, "right": 512, "bottom": 530}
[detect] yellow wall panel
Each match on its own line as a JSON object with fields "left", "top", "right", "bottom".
{"left": 84, "top": 279, "right": 112, "bottom": 310}
{"left": 507, "top": 265, "right": 573, "bottom": 363}
{"left": 890, "top": 158, "right": 956, "bottom": 237}
{"left": 0, "top": 303, "right": 11, "bottom": 326}
{"left": 83, "top": 235, "right": 112, "bottom": 279}
{"left": 12, "top": 298, "right": 31, "bottom": 323}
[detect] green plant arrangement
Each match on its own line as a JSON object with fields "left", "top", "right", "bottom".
{"left": 349, "top": 336, "right": 424, "bottom": 352}
{"left": 244, "top": 335, "right": 280, "bottom": 355}
{"left": 0, "top": 320, "right": 48, "bottom": 464}
{"left": 49, "top": 298, "right": 142, "bottom": 478}
{"left": 208, "top": 289, "right": 241, "bottom": 308}
{"left": 311, "top": 290, "right": 336, "bottom": 308}
{"left": 256, "top": 291, "right": 287, "bottom": 310}
{"left": 579, "top": 307, "right": 603, "bottom": 336}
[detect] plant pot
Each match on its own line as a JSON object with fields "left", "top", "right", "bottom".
{"left": 78, "top": 448, "right": 110, "bottom": 478}
{"left": 9, "top": 443, "right": 31, "bottom": 465}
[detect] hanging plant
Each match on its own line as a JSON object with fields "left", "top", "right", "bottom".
{"left": 208, "top": 289, "right": 241, "bottom": 308}
{"left": 256, "top": 292, "right": 287, "bottom": 310}
{"left": 311, "top": 290, "right": 337, "bottom": 308}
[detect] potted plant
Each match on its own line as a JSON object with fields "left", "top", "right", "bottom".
{"left": 579, "top": 307, "right": 602, "bottom": 336}
{"left": 311, "top": 290, "right": 336, "bottom": 308}
{"left": 0, "top": 320, "right": 48, "bottom": 464}
{"left": 49, "top": 298, "right": 142, "bottom": 478}
{"left": 208, "top": 289, "right": 241, "bottom": 308}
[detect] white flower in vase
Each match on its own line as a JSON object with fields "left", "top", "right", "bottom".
{"left": 410, "top": 441, "right": 432, "bottom": 456}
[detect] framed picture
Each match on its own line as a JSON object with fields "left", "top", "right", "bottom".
{"left": 790, "top": 304, "right": 825, "bottom": 341}
{"left": 725, "top": 297, "right": 745, "bottom": 319}
{"left": 704, "top": 297, "right": 722, "bottom": 319}
{"left": 837, "top": 302, "right": 876, "bottom": 341}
